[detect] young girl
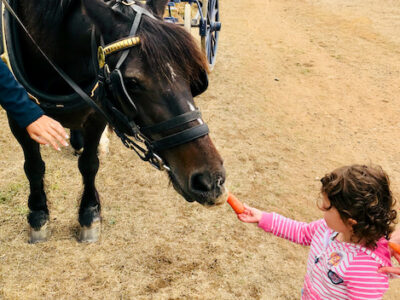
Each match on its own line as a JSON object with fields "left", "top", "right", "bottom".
{"left": 238, "top": 164, "right": 397, "bottom": 299}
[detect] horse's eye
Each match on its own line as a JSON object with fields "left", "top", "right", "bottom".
{"left": 125, "top": 79, "right": 141, "bottom": 91}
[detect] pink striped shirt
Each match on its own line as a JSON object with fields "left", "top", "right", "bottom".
{"left": 258, "top": 212, "right": 392, "bottom": 300}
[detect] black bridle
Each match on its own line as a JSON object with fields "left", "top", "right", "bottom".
{"left": 2, "top": 0, "right": 210, "bottom": 171}
{"left": 94, "top": 1, "right": 210, "bottom": 170}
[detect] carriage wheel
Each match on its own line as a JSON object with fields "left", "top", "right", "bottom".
{"left": 183, "top": 3, "right": 191, "bottom": 32}
{"left": 200, "top": 0, "right": 221, "bottom": 71}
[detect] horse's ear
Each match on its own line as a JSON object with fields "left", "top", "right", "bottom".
{"left": 81, "top": 0, "right": 117, "bottom": 35}
{"left": 146, "top": 0, "right": 168, "bottom": 18}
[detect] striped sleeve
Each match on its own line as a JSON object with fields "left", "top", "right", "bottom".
{"left": 258, "top": 212, "right": 325, "bottom": 246}
{"left": 344, "top": 253, "right": 389, "bottom": 299}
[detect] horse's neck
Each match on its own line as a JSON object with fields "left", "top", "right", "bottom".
{"left": 18, "top": 0, "right": 95, "bottom": 88}
{"left": 19, "top": 0, "right": 90, "bottom": 51}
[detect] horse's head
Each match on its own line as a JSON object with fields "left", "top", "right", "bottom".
{"left": 82, "top": 0, "right": 226, "bottom": 205}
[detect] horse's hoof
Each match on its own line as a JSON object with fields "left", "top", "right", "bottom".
{"left": 79, "top": 219, "right": 101, "bottom": 243}
{"left": 28, "top": 222, "right": 49, "bottom": 243}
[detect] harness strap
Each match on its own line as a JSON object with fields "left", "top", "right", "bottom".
{"left": 151, "top": 123, "right": 209, "bottom": 152}
{"left": 91, "top": 26, "right": 99, "bottom": 74}
{"left": 141, "top": 110, "right": 202, "bottom": 135}
{"left": 116, "top": 4, "right": 155, "bottom": 69}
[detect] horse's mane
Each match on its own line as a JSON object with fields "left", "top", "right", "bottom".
{"left": 28, "top": 0, "right": 208, "bottom": 85}
{"left": 138, "top": 17, "right": 209, "bottom": 85}
{"left": 107, "top": 1, "right": 208, "bottom": 84}
{"left": 30, "top": 0, "right": 76, "bottom": 28}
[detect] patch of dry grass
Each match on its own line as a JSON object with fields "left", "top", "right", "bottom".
{"left": 1, "top": 0, "right": 400, "bottom": 299}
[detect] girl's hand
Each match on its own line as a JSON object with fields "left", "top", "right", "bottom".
{"left": 237, "top": 204, "right": 263, "bottom": 223}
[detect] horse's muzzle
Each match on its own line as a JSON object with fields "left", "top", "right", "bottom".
{"left": 188, "top": 170, "right": 226, "bottom": 205}
{"left": 168, "top": 167, "right": 226, "bottom": 205}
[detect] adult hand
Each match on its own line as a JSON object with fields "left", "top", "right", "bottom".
{"left": 26, "top": 115, "right": 69, "bottom": 151}
{"left": 237, "top": 204, "right": 263, "bottom": 223}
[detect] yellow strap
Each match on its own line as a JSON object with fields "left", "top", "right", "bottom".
{"left": 103, "top": 36, "right": 140, "bottom": 56}
{"left": 90, "top": 82, "right": 99, "bottom": 98}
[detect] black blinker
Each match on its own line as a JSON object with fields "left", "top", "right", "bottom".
{"left": 190, "top": 69, "right": 208, "bottom": 97}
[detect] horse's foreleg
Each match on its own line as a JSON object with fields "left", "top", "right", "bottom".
{"left": 78, "top": 117, "right": 106, "bottom": 242}
{"left": 71, "top": 127, "right": 110, "bottom": 157}
{"left": 8, "top": 115, "right": 48, "bottom": 243}
{"left": 70, "top": 129, "right": 84, "bottom": 155}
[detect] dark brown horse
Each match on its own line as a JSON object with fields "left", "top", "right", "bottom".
{"left": 4, "top": 0, "right": 225, "bottom": 242}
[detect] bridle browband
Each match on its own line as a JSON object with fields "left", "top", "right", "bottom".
{"left": 1, "top": 0, "right": 210, "bottom": 171}
{"left": 97, "top": 36, "right": 141, "bottom": 69}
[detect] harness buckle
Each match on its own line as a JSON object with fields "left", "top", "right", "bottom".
{"left": 122, "top": 0, "right": 136, "bottom": 6}
{"left": 148, "top": 152, "right": 171, "bottom": 172}
{"left": 97, "top": 46, "right": 106, "bottom": 68}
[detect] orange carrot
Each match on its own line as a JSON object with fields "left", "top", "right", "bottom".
{"left": 227, "top": 193, "right": 244, "bottom": 214}
{"left": 389, "top": 242, "right": 400, "bottom": 255}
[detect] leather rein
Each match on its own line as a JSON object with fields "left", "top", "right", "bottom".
{"left": 1, "top": 0, "right": 210, "bottom": 171}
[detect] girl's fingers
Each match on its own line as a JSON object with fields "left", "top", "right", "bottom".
{"left": 243, "top": 204, "right": 255, "bottom": 214}
{"left": 237, "top": 214, "right": 257, "bottom": 223}
{"left": 237, "top": 214, "right": 248, "bottom": 222}
{"left": 243, "top": 203, "right": 252, "bottom": 210}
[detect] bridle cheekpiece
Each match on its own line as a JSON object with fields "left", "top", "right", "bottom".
{"left": 92, "top": 2, "right": 210, "bottom": 171}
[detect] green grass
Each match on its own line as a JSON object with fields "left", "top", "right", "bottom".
{"left": 0, "top": 183, "right": 23, "bottom": 204}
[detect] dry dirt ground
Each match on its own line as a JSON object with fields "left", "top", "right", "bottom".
{"left": 1, "top": 0, "right": 400, "bottom": 299}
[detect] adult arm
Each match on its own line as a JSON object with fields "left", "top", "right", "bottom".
{"left": 0, "top": 60, "right": 43, "bottom": 127}
{"left": 0, "top": 60, "right": 68, "bottom": 150}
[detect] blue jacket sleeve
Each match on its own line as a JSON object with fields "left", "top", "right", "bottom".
{"left": 0, "top": 60, "right": 43, "bottom": 128}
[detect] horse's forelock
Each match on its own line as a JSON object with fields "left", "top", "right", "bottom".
{"left": 138, "top": 18, "right": 208, "bottom": 85}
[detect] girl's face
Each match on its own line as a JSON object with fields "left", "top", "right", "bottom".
{"left": 320, "top": 194, "right": 354, "bottom": 234}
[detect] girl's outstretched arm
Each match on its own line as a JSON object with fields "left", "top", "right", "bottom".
{"left": 238, "top": 204, "right": 325, "bottom": 246}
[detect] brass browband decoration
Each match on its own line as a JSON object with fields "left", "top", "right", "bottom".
{"left": 98, "top": 36, "right": 141, "bottom": 68}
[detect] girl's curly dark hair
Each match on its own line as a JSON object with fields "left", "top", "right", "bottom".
{"left": 320, "top": 164, "right": 397, "bottom": 248}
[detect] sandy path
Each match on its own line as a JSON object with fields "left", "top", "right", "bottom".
{"left": 0, "top": 0, "right": 399, "bottom": 299}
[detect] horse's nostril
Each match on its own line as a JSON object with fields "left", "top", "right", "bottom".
{"left": 216, "top": 176, "right": 224, "bottom": 187}
{"left": 190, "top": 172, "right": 225, "bottom": 194}
{"left": 190, "top": 172, "right": 213, "bottom": 192}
